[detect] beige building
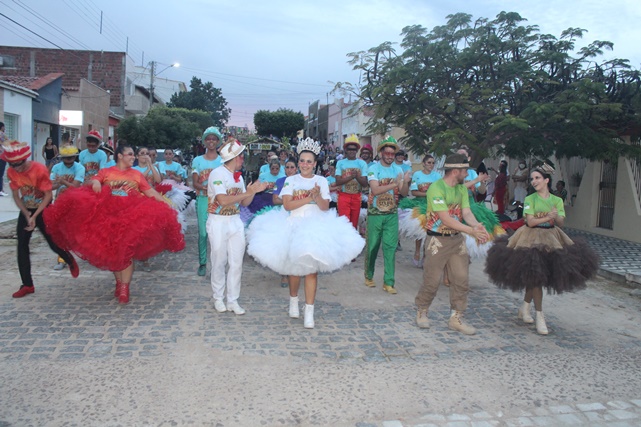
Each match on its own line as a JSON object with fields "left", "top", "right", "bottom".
{"left": 61, "top": 79, "right": 110, "bottom": 148}
{"left": 563, "top": 139, "right": 641, "bottom": 243}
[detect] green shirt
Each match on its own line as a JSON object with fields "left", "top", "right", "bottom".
{"left": 524, "top": 192, "right": 565, "bottom": 227}
{"left": 425, "top": 178, "right": 470, "bottom": 234}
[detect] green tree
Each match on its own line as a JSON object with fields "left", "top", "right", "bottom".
{"left": 335, "top": 12, "right": 641, "bottom": 163}
{"left": 254, "top": 108, "right": 304, "bottom": 139}
{"left": 117, "top": 107, "right": 211, "bottom": 152}
{"left": 167, "top": 77, "right": 231, "bottom": 127}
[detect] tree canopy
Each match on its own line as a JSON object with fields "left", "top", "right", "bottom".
{"left": 117, "top": 107, "right": 211, "bottom": 152}
{"left": 167, "top": 77, "right": 231, "bottom": 128}
{"left": 254, "top": 108, "right": 305, "bottom": 139}
{"left": 335, "top": 12, "right": 641, "bottom": 163}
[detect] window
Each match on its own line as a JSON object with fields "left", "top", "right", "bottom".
{"left": 3, "top": 113, "right": 18, "bottom": 139}
{"left": 0, "top": 55, "right": 16, "bottom": 69}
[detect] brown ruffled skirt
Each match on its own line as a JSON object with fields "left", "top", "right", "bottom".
{"left": 484, "top": 226, "right": 599, "bottom": 294}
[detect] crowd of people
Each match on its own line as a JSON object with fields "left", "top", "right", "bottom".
{"left": 1, "top": 129, "right": 599, "bottom": 333}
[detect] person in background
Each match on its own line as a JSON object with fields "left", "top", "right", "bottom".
{"left": 360, "top": 144, "right": 374, "bottom": 167}
{"left": 258, "top": 160, "right": 286, "bottom": 192}
{"left": 79, "top": 130, "right": 107, "bottom": 183}
{"left": 259, "top": 151, "right": 277, "bottom": 175}
{"left": 133, "top": 147, "right": 162, "bottom": 187}
{"left": 554, "top": 180, "right": 567, "bottom": 202}
{"left": 3, "top": 140, "right": 79, "bottom": 298}
{"left": 100, "top": 143, "right": 116, "bottom": 168}
{"left": 42, "top": 137, "right": 58, "bottom": 171}
{"left": 191, "top": 127, "right": 224, "bottom": 277}
{"left": 272, "top": 158, "right": 299, "bottom": 288}
{"left": 512, "top": 160, "right": 529, "bottom": 204}
{"left": 50, "top": 146, "right": 85, "bottom": 271}
{"left": 394, "top": 150, "right": 412, "bottom": 175}
{"left": 491, "top": 161, "right": 509, "bottom": 215}
{"left": 334, "top": 135, "right": 368, "bottom": 230}
{"left": 407, "top": 154, "right": 441, "bottom": 267}
{"left": 0, "top": 122, "right": 7, "bottom": 197}
{"left": 148, "top": 148, "right": 159, "bottom": 168}
{"left": 157, "top": 149, "right": 187, "bottom": 183}
{"left": 457, "top": 148, "right": 488, "bottom": 199}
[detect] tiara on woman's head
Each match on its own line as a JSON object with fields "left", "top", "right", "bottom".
{"left": 535, "top": 162, "right": 555, "bottom": 175}
{"left": 296, "top": 137, "right": 321, "bottom": 155}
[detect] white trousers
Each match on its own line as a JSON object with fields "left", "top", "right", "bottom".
{"left": 206, "top": 214, "right": 245, "bottom": 303}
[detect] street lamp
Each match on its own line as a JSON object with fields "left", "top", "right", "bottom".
{"left": 149, "top": 61, "right": 180, "bottom": 109}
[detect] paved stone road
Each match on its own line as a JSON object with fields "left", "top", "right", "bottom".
{"left": 1, "top": 216, "right": 640, "bottom": 426}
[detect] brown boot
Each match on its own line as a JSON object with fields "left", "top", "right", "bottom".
{"left": 448, "top": 311, "right": 476, "bottom": 335}
{"left": 416, "top": 309, "right": 430, "bottom": 329}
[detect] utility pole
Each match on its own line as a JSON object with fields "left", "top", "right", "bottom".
{"left": 149, "top": 60, "right": 155, "bottom": 111}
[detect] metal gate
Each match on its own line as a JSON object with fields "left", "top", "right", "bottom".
{"left": 597, "top": 160, "right": 617, "bottom": 229}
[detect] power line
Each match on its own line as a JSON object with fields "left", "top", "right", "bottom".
{"left": 179, "top": 65, "right": 334, "bottom": 88}
{"left": 11, "top": 0, "right": 93, "bottom": 50}
{"left": 1, "top": 11, "right": 68, "bottom": 51}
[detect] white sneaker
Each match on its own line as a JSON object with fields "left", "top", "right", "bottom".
{"left": 289, "top": 296, "right": 300, "bottom": 318}
{"left": 304, "top": 304, "right": 314, "bottom": 329}
{"left": 0, "top": 191, "right": 8, "bottom": 197}
{"left": 214, "top": 299, "right": 227, "bottom": 313}
{"left": 53, "top": 262, "right": 66, "bottom": 271}
{"left": 226, "top": 301, "right": 246, "bottom": 315}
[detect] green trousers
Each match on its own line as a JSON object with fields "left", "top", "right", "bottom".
{"left": 196, "top": 195, "right": 209, "bottom": 266}
{"left": 364, "top": 213, "right": 398, "bottom": 287}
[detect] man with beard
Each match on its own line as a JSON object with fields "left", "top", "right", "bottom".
{"left": 364, "top": 136, "right": 411, "bottom": 294}
{"left": 415, "top": 153, "right": 489, "bottom": 335}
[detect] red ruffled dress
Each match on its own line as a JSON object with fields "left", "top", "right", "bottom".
{"left": 44, "top": 167, "right": 185, "bottom": 271}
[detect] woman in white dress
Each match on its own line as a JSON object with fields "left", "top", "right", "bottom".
{"left": 247, "top": 138, "right": 365, "bottom": 328}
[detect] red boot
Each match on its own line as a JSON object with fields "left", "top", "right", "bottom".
{"left": 118, "top": 282, "right": 130, "bottom": 304}
{"left": 114, "top": 280, "right": 122, "bottom": 297}
{"left": 13, "top": 285, "right": 35, "bottom": 298}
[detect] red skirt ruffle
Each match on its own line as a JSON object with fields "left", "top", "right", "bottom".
{"left": 43, "top": 186, "right": 185, "bottom": 271}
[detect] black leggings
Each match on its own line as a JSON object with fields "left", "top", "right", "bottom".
{"left": 17, "top": 209, "right": 74, "bottom": 287}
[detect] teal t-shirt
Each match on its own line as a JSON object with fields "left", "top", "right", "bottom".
{"left": 410, "top": 170, "right": 442, "bottom": 193}
{"left": 367, "top": 162, "right": 403, "bottom": 215}
{"left": 258, "top": 170, "right": 284, "bottom": 193}
{"left": 50, "top": 162, "right": 85, "bottom": 195}
{"left": 191, "top": 155, "right": 223, "bottom": 196}
{"left": 335, "top": 158, "right": 368, "bottom": 193}
{"left": 158, "top": 161, "right": 187, "bottom": 180}
{"left": 79, "top": 149, "right": 107, "bottom": 180}
{"left": 425, "top": 179, "right": 470, "bottom": 234}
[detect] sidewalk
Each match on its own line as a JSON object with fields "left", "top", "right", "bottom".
{"left": 0, "top": 179, "right": 19, "bottom": 225}
{"left": 566, "top": 228, "right": 641, "bottom": 285}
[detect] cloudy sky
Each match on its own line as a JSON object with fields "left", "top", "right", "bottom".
{"left": 2, "top": 0, "right": 640, "bottom": 128}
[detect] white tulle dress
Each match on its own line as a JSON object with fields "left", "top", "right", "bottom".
{"left": 247, "top": 174, "right": 365, "bottom": 276}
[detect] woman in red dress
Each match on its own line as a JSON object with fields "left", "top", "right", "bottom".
{"left": 44, "top": 145, "right": 185, "bottom": 303}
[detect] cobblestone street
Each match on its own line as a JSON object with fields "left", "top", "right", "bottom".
{"left": 1, "top": 216, "right": 641, "bottom": 426}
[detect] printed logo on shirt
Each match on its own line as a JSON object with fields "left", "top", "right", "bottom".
{"left": 432, "top": 197, "right": 445, "bottom": 205}
{"left": 212, "top": 180, "right": 223, "bottom": 185}
{"left": 524, "top": 203, "right": 530, "bottom": 210}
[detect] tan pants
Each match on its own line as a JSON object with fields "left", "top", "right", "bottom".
{"left": 415, "top": 234, "right": 470, "bottom": 312}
